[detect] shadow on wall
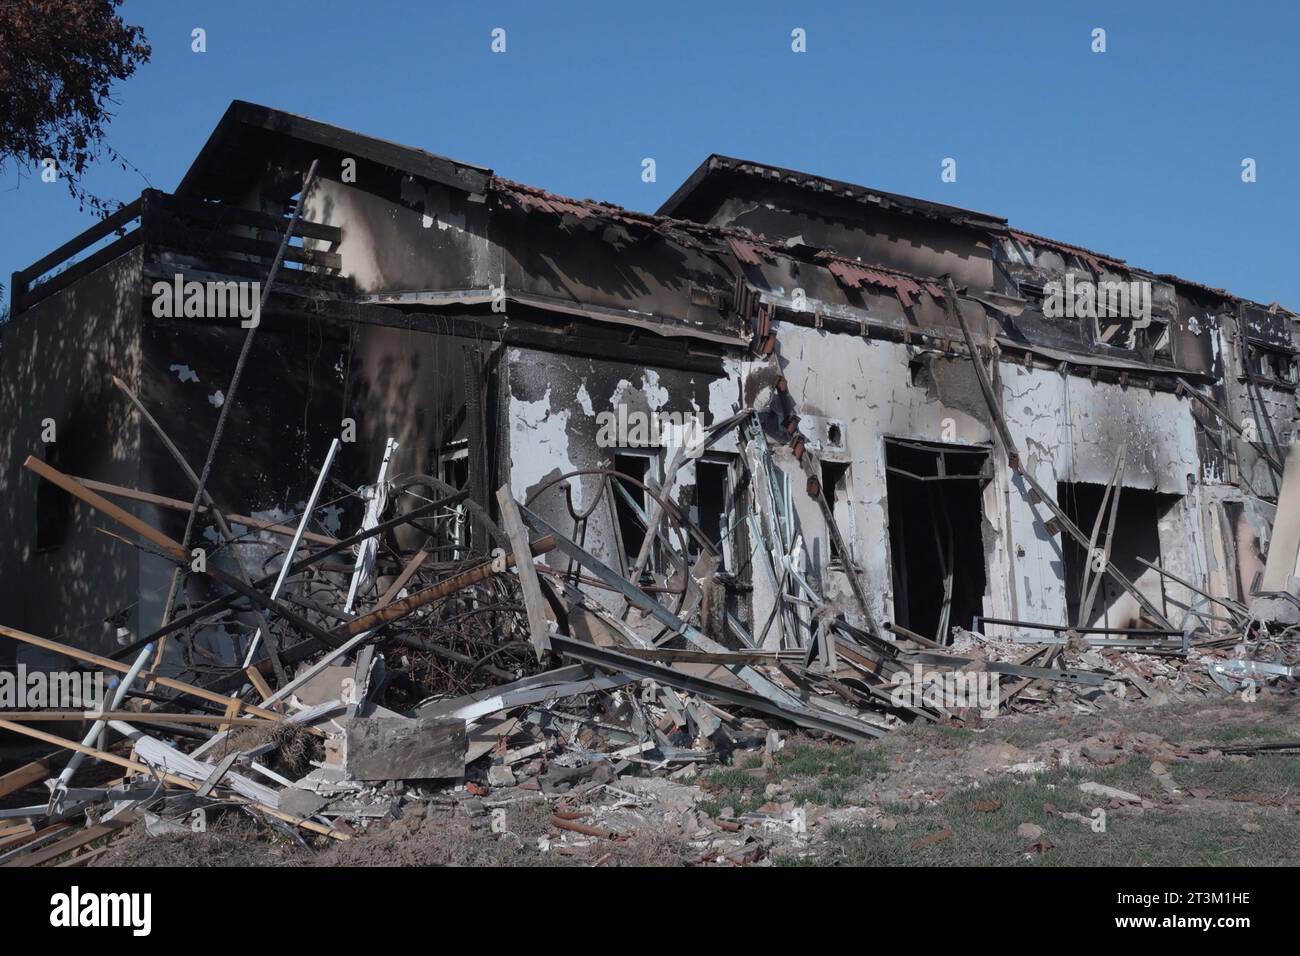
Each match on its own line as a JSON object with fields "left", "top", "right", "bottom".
{"left": 0, "top": 249, "right": 144, "bottom": 665}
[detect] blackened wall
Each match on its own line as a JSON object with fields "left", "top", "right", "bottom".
{"left": 0, "top": 249, "right": 144, "bottom": 664}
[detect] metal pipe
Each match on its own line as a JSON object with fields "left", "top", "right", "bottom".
{"left": 344, "top": 436, "right": 399, "bottom": 613}
{"left": 49, "top": 642, "right": 154, "bottom": 810}
{"left": 242, "top": 437, "right": 340, "bottom": 667}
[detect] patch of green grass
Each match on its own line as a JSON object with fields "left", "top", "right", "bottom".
{"left": 777, "top": 742, "right": 886, "bottom": 778}
{"left": 936, "top": 725, "right": 978, "bottom": 742}
{"left": 785, "top": 755, "right": 1300, "bottom": 867}
{"left": 997, "top": 720, "right": 1074, "bottom": 748}
{"left": 1172, "top": 755, "right": 1300, "bottom": 798}
{"left": 699, "top": 741, "right": 888, "bottom": 816}
{"left": 902, "top": 722, "right": 979, "bottom": 744}
{"left": 1067, "top": 755, "right": 1164, "bottom": 798}
{"left": 798, "top": 801, "right": 1300, "bottom": 867}
{"left": 1205, "top": 721, "right": 1296, "bottom": 746}
{"left": 781, "top": 743, "right": 886, "bottom": 807}
{"left": 698, "top": 767, "right": 768, "bottom": 819}
{"left": 1157, "top": 706, "right": 1296, "bottom": 746}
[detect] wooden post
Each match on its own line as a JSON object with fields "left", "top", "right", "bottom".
{"left": 496, "top": 485, "right": 553, "bottom": 657}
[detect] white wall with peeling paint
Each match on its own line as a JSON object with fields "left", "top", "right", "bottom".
{"left": 752, "top": 326, "right": 1007, "bottom": 632}
{"left": 1001, "top": 364, "right": 1200, "bottom": 626}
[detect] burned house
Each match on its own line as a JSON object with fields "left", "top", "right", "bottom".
{"left": 2, "top": 100, "right": 1297, "bottom": 682}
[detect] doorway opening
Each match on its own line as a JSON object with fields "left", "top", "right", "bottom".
{"left": 885, "top": 438, "right": 991, "bottom": 644}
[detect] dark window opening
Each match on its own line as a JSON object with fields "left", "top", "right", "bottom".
{"left": 1017, "top": 279, "right": 1048, "bottom": 302}
{"left": 693, "top": 460, "right": 728, "bottom": 559}
{"left": 1096, "top": 316, "right": 1172, "bottom": 361}
{"left": 885, "top": 438, "right": 990, "bottom": 644}
{"left": 820, "top": 459, "right": 851, "bottom": 563}
{"left": 440, "top": 450, "right": 469, "bottom": 490}
{"left": 1247, "top": 343, "right": 1298, "bottom": 386}
{"left": 36, "top": 413, "right": 93, "bottom": 552}
{"left": 1143, "top": 320, "right": 1172, "bottom": 360}
{"left": 613, "top": 453, "right": 652, "bottom": 573}
{"left": 1059, "top": 482, "right": 1180, "bottom": 629}
{"left": 725, "top": 467, "right": 754, "bottom": 632}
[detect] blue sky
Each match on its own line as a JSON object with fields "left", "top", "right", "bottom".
{"left": 4, "top": 0, "right": 1298, "bottom": 306}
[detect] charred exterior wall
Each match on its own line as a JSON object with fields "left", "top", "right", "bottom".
{"left": 502, "top": 343, "right": 738, "bottom": 611}
{"left": 1000, "top": 365, "right": 1200, "bottom": 626}
{"left": 0, "top": 249, "right": 144, "bottom": 664}
{"left": 304, "top": 176, "right": 492, "bottom": 295}
{"left": 742, "top": 324, "right": 1003, "bottom": 631}
{"left": 663, "top": 163, "right": 997, "bottom": 293}
{"left": 731, "top": 316, "right": 1208, "bottom": 638}
{"left": 5, "top": 101, "right": 1296, "bottom": 666}
{"left": 304, "top": 172, "right": 748, "bottom": 347}
{"left": 135, "top": 308, "right": 353, "bottom": 660}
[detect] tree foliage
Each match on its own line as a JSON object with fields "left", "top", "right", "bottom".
{"left": 0, "top": 0, "right": 150, "bottom": 214}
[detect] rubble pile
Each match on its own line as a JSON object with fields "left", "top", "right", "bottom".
{"left": 1, "top": 418, "right": 1297, "bottom": 868}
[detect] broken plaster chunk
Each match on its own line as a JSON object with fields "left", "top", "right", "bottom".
{"left": 279, "top": 788, "right": 330, "bottom": 819}
{"left": 343, "top": 716, "right": 466, "bottom": 781}
{"left": 1078, "top": 781, "right": 1141, "bottom": 804}
{"left": 292, "top": 664, "right": 356, "bottom": 708}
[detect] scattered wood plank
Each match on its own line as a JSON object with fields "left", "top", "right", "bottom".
{"left": 1, "top": 816, "right": 135, "bottom": 869}
{"left": 0, "top": 758, "right": 52, "bottom": 799}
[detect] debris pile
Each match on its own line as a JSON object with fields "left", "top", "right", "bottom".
{"left": 1, "top": 412, "right": 1296, "bottom": 866}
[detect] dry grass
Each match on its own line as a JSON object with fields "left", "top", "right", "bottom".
{"left": 211, "top": 722, "right": 320, "bottom": 778}
{"left": 93, "top": 811, "right": 308, "bottom": 867}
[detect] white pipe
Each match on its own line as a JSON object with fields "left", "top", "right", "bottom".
{"left": 52, "top": 642, "right": 154, "bottom": 800}
{"left": 343, "top": 437, "right": 399, "bottom": 613}
{"left": 242, "top": 437, "right": 340, "bottom": 667}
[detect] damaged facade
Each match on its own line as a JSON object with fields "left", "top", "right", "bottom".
{"left": 4, "top": 102, "right": 1300, "bottom": 855}
{"left": 5, "top": 103, "right": 1296, "bottom": 666}
{"left": 0, "top": 102, "right": 1296, "bottom": 720}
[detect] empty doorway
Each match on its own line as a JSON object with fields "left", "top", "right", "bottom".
{"left": 885, "top": 438, "right": 991, "bottom": 644}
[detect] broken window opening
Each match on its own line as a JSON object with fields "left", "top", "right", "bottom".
{"left": 1145, "top": 320, "right": 1172, "bottom": 359}
{"left": 884, "top": 438, "right": 990, "bottom": 644}
{"left": 1094, "top": 315, "right": 1172, "bottom": 361}
{"left": 1246, "top": 342, "right": 1298, "bottom": 388}
{"left": 692, "top": 458, "right": 729, "bottom": 563}
{"left": 612, "top": 451, "right": 658, "bottom": 577}
{"left": 435, "top": 439, "right": 471, "bottom": 552}
{"left": 36, "top": 409, "right": 95, "bottom": 553}
{"left": 820, "top": 459, "right": 852, "bottom": 565}
{"left": 1016, "top": 278, "right": 1048, "bottom": 303}
{"left": 723, "top": 461, "right": 755, "bottom": 630}
{"left": 1059, "top": 482, "right": 1181, "bottom": 629}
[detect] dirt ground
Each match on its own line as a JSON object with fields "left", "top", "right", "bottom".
{"left": 89, "top": 688, "right": 1300, "bottom": 867}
